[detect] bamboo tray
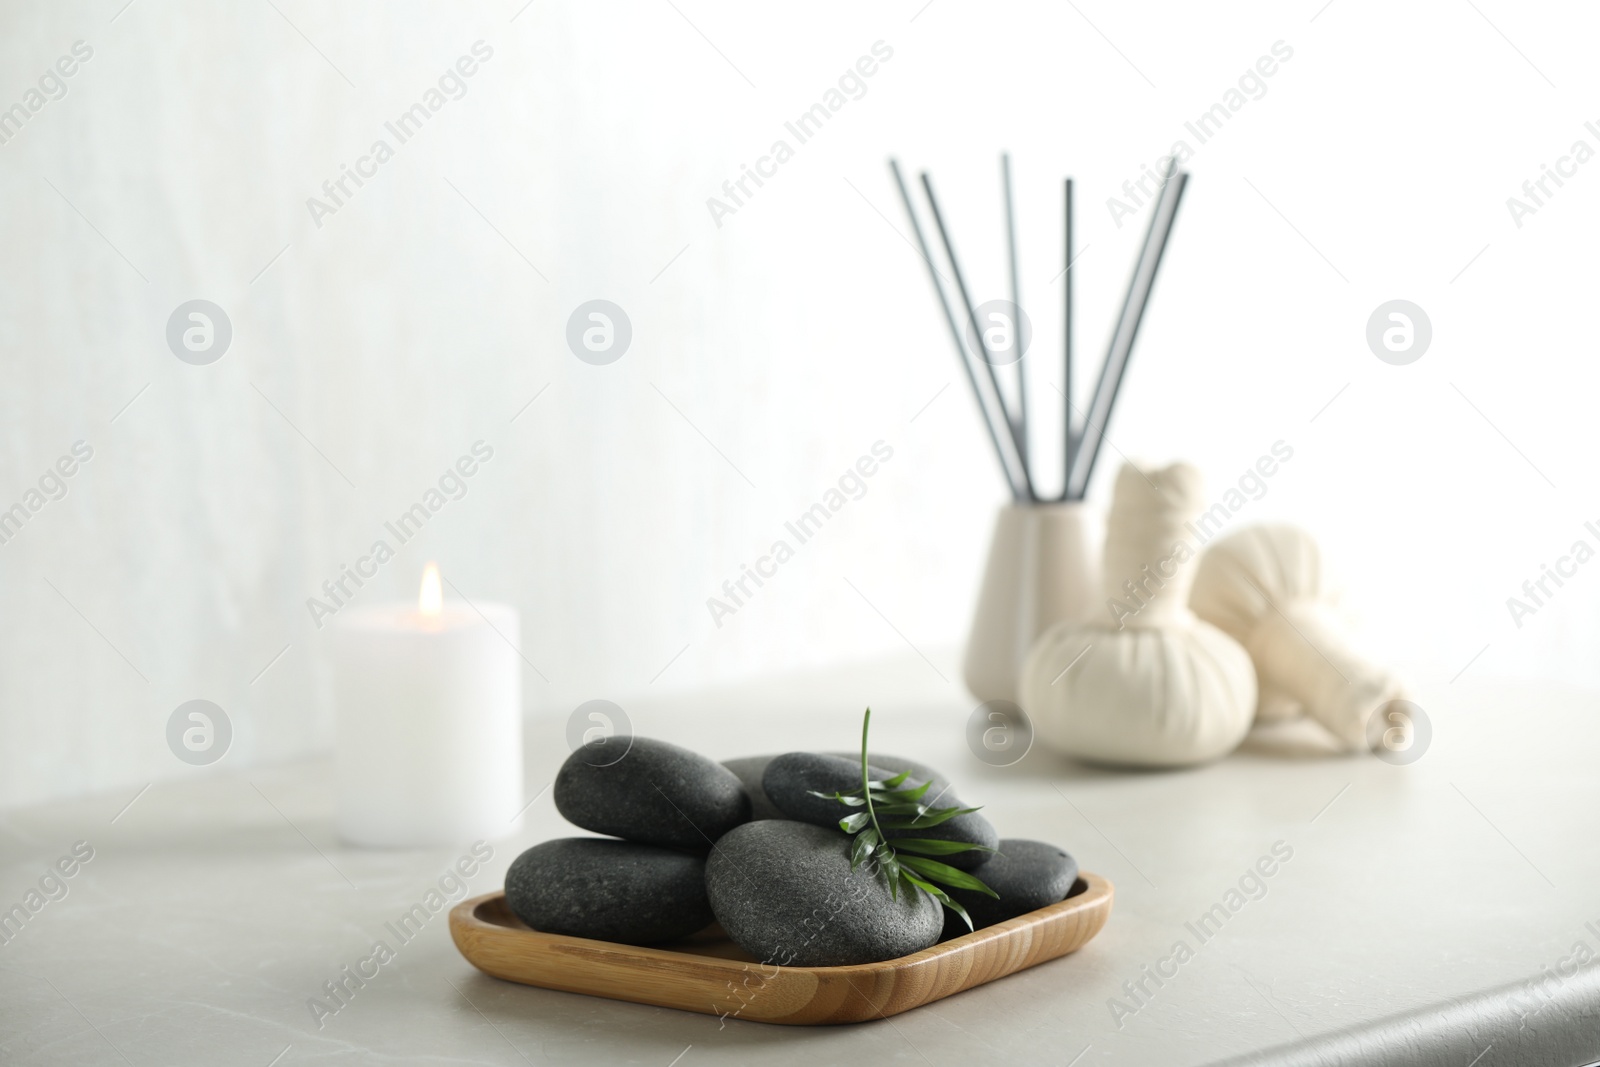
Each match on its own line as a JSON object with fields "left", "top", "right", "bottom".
{"left": 449, "top": 871, "right": 1113, "bottom": 1025}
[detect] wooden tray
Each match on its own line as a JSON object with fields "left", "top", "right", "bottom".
{"left": 449, "top": 871, "right": 1113, "bottom": 1025}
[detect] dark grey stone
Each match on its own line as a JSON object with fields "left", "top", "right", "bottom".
{"left": 823, "top": 750, "right": 952, "bottom": 795}
{"left": 706, "top": 820, "right": 943, "bottom": 966}
{"left": 887, "top": 806, "right": 998, "bottom": 871}
{"left": 727, "top": 752, "right": 946, "bottom": 822}
{"left": 941, "top": 839, "right": 1079, "bottom": 939}
{"left": 721, "top": 756, "right": 785, "bottom": 821}
{"left": 504, "top": 838, "right": 714, "bottom": 945}
{"left": 760, "top": 752, "right": 882, "bottom": 828}
{"left": 554, "top": 737, "right": 750, "bottom": 850}
{"left": 762, "top": 752, "right": 998, "bottom": 870}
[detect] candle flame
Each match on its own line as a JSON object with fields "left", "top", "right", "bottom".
{"left": 419, "top": 562, "right": 442, "bottom": 617}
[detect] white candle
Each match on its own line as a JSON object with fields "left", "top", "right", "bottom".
{"left": 332, "top": 563, "right": 523, "bottom": 847}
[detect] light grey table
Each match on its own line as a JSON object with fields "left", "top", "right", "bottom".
{"left": 3, "top": 652, "right": 1596, "bottom": 1066}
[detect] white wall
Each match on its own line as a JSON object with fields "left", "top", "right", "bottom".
{"left": 3, "top": 0, "right": 1596, "bottom": 808}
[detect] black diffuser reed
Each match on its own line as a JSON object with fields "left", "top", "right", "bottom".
{"left": 891, "top": 156, "right": 1188, "bottom": 502}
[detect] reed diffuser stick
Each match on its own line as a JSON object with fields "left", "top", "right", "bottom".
{"left": 1060, "top": 177, "right": 1074, "bottom": 501}
{"left": 1068, "top": 167, "right": 1187, "bottom": 500}
{"left": 1066, "top": 162, "right": 1172, "bottom": 499}
{"left": 1002, "top": 154, "right": 1027, "bottom": 472}
{"left": 888, "top": 159, "right": 1025, "bottom": 500}
{"left": 888, "top": 154, "right": 1188, "bottom": 505}
{"left": 921, "top": 171, "right": 1037, "bottom": 501}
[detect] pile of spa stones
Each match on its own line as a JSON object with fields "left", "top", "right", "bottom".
{"left": 502, "top": 738, "right": 1079, "bottom": 967}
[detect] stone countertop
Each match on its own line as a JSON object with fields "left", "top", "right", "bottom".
{"left": 2, "top": 652, "right": 1595, "bottom": 1066}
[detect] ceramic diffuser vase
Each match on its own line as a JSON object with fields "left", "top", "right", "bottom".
{"left": 890, "top": 154, "right": 1191, "bottom": 705}
{"left": 963, "top": 501, "right": 1102, "bottom": 703}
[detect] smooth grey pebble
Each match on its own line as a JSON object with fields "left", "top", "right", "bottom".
{"left": 706, "top": 820, "right": 942, "bottom": 966}
{"left": 941, "top": 839, "right": 1080, "bottom": 939}
{"left": 504, "top": 838, "right": 713, "bottom": 945}
{"left": 554, "top": 736, "right": 750, "bottom": 850}
{"left": 763, "top": 752, "right": 997, "bottom": 870}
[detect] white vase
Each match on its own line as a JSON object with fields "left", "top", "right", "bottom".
{"left": 963, "top": 502, "right": 1103, "bottom": 703}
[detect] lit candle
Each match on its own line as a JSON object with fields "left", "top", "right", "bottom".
{"left": 332, "top": 563, "right": 524, "bottom": 847}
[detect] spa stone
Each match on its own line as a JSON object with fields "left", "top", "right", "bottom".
{"left": 706, "top": 820, "right": 943, "bottom": 967}
{"left": 730, "top": 752, "right": 950, "bottom": 824}
{"left": 823, "top": 750, "right": 952, "bottom": 795}
{"left": 941, "top": 839, "right": 1079, "bottom": 938}
{"left": 760, "top": 752, "right": 888, "bottom": 827}
{"left": 554, "top": 737, "right": 750, "bottom": 850}
{"left": 504, "top": 838, "right": 713, "bottom": 945}
{"left": 762, "top": 752, "right": 998, "bottom": 870}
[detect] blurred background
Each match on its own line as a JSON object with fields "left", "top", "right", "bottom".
{"left": 2, "top": 0, "right": 1595, "bottom": 809}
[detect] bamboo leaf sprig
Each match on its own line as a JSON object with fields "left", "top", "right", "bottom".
{"left": 808, "top": 708, "right": 998, "bottom": 930}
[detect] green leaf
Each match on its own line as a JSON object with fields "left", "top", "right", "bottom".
{"left": 871, "top": 780, "right": 932, "bottom": 803}
{"left": 808, "top": 790, "right": 867, "bottom": 807}
{"left": 890, "top": 838, "right": 997, "bottom": 857}
{"left": 869, "top": 769, "right": 913, "bottom": 789}
{"left": 895, "top": 805, "right": 982, "bottom": 830}
{"left": 838, "top": 812, "right": 871, "bottom": 833}
{"left": 830, "top": 707, "right": 1001, "bottom": 926}
{"left": 905, "top": 875, "right": 974, "bottom": 931}
{"left": 866, "top": 801, "right": 931, "bottom": 817}
{"left": 897, "top": 856, "right": 1000, "bottom": 897}
{"left": 850, "top": 829, "right": 879, "bottom": 869}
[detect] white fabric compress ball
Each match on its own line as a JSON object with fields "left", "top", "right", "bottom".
{"left": 1189, "top": 523, "right": 1406, "bottom": 751}
{"left": 1021, "top": 463, "right": 1257, "bottom": 767}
